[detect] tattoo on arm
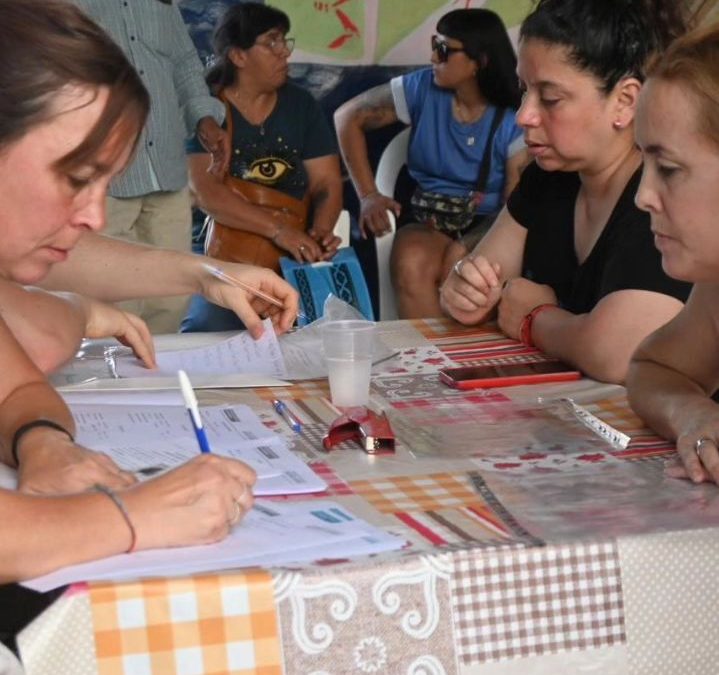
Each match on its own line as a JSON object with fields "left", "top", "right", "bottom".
{"left": 355, "top": 84, "right": 397, "bottom": 130}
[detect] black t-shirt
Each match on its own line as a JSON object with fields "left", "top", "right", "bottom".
{"left": 187, "top": 82, "right": 337, "bottom": 201}
{"left": 507, "top": 162, "right": 691, "bottom": 313}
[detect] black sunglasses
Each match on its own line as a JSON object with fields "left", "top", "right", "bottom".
{"left": 431, "top": 35, "right": 466, "bottom": 63}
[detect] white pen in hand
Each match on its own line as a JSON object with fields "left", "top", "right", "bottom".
{"left": 178, "top": 370, "right": 212, "bottom": 453}
{"left": 273, "top": 399, "right": 302, "bottom": 434}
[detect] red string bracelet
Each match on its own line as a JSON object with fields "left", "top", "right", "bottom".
{"left": 94, "top": 484, "right": 137, "bottom": 554}
{"left": 519, "top": 303, "right": 558, "bottom": 347}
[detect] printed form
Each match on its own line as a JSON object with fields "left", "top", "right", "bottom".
{"left": 116, "top": 319, "right": 288, "bottom": 379}
{"left": 70, "top": 403, "right": 326, "bottom": 496}
{"left": 24, "top": 500, "right": 406, "bottom": 592}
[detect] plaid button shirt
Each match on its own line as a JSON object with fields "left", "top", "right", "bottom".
{"left": 70, "top": 0, "right": 224, "bottom": 197}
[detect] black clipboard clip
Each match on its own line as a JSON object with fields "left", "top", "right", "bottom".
{"left": 322, "top": 407, "right": 395, "bottom": 455}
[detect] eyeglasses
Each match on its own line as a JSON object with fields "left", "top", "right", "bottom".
{"left": 431, "top": 35, "right": 465, "bottom": 63}
{"left": 255, "top": 35, "right": 295, "bottom": 56}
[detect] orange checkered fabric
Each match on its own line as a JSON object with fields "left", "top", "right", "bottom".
{"left": 90, "top": 571, "right": 281, "bottom": 675}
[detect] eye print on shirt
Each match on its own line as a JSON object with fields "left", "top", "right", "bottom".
{"left": 243, "top": 156, "right": 293, "bottom": 184}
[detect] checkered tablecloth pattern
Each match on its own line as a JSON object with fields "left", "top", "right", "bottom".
{"left": 22, "top": 319, "right": 706, "bottom": 675}
{"left": 450, "top": 541, "right": 625, "bottom": 664}
{"left": 89, "top": 571, "right": 281, "bottom": 675}
{"left": 350, "top": 472, "right": 481, "bottom": 513}
{"left": 582, "top": 394, "right": 676, "bottom": 458}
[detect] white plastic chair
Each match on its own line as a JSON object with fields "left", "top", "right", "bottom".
{"left": 334, "top": 209, "right": 351, "bottom": 248}
{"left": 374, "top": 127, "right": 410, "bottom": 321}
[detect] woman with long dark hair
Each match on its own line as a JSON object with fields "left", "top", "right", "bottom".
{"left": 335, "top": 8, "right": 526, "bottom": 318}
{"left": 440, "top": 0, "right": 691, "bottom": 384}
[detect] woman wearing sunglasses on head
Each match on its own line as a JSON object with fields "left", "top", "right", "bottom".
{"left": 182, "top": 1, "right": 343, "bottom": 332}
{"left": 440, "top": 0, "right": 691, "bottom": 384}
{"left": 334, "top": 9, "right": 526, "bottom": 319}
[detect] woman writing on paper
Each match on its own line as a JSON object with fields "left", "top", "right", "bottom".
{"left": 0, "top": 0, "right": 257, "bottom": 583}
{"left": 183, "top": 2, "right": 343, "bottom": 332}
{"left": 334, "top": 8, "right": 526, "bottom": 318}
{"left": 627, "top": 26, "right": 719, "bottom": 486}
{"left": 439, "top": 0, "right": 692, "bottom": 384}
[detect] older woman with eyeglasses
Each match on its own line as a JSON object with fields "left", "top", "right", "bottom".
{"left": 183, "top": 2, "right": 342, "bottom": 332}
{"left": 335, "top": 8, "right": 526, "bottom": 318}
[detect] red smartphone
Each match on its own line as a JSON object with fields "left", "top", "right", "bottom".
{"left": 439, "top": 361, "right": 581, "bottom": 389}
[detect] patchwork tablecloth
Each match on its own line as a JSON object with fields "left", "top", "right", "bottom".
{"left": 18, "top": 320, "right": 719, "bottom": 675}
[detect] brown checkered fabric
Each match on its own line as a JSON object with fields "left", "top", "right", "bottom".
{"left": 450, "top": 541, "right": 625, "bottom": 664}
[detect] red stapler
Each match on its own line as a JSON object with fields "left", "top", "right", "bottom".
{"left": 322, "top": 407, "right": 395, "bottom": 455}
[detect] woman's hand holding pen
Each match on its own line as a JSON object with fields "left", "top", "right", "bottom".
{"left": 197, "top": 260, "right": 299, "bottom": 338}
{"left": 120, "top": 454, "right": 256, "bottom": 550}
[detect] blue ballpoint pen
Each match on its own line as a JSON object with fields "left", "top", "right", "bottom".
{"left": 272, "top": 399, "right": 302, "bottom": 434}
{"left": 178, "top": 370, "right": 212, "bottom": 453}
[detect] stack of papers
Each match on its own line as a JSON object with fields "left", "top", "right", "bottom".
{"left": 53, "top": 319, "right": 291, "bottom": 391}
{"left": 70, "top": 402, "right": 325, "bottom": 496}
{"left": 114, "top": 328, "right": 287, "bottom": 380}
{"left": 23, "top": 501, "right": 406, "bottom": 592}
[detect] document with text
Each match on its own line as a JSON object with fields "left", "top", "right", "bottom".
{"left": 71, "top": 402, "right": 326, "bottom": 495}
{"left": 23, "top": 501, "right": 406, "bottom": 592}
{"left": 116, "top": 319, "right": 288, "bottom": 379}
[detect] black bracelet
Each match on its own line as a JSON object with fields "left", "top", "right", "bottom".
{"left": 11, "top": 420, "right": 74, "bottom": 467}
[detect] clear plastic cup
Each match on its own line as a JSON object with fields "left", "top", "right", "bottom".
{"left": 321, "top": 320, "right": 375, "bottom": 408}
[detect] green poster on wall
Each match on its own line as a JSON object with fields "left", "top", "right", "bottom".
{"left": 272, "top": 0, "right": 532, "bottom": 64}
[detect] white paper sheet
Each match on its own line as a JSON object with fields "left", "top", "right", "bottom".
{"left": 115, "top": 319, "right": 287, "bottom": 379}
{"left": 22, "top": 501, "right": 406, "bottom": 592}
{"left": 70, "top": 403, "right": 326, "bottom": 495}
{"left": 56, "top": 373, "right": 290, "bottom": 392}
{"left": 61, "top": 390, "right": 185, "bottom": 407}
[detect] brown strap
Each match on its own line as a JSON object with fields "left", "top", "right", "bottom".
{"left": 475, "top": 107, "right": 504, "bottom": 193}
{"left": 218, "top": 90, "right": 234, "bottom": 180}
{"left": 217, "top": 89, "right": 309, "bottom": 216}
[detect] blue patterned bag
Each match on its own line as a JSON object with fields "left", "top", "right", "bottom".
{"left": 279, "top": 248, "right": 374, "bottom": 326}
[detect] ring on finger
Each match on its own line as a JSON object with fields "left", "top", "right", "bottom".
{"left": 453, "top": 259, "right": 464, "bottom": 277}
{"left": 229, "top": 500, "right": 242, "bottom": 525}
{"left": 695, "top": 437, "right": 715, "bottom": 455}
{"left": 299, "top": 244, "right": 307, "bottom": 252}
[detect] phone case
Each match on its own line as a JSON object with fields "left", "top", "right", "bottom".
{"left": 438, "top": 365, "right": 581, "bottom": 390}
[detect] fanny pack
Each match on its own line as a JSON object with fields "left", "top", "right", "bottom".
{"left": 410, "top": 106, "right": 504, "bottom": 236}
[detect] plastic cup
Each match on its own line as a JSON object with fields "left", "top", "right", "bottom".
{"left": 321, "top": 320, "right": 375, "bottom": 408}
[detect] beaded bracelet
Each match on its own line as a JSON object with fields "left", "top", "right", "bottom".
{"left": 11, "top": 419, "right": 74, "bottom": 467}
{"left": 94, "top": 484, "right": 137, "bottom": 554}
